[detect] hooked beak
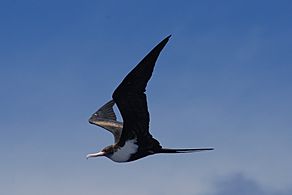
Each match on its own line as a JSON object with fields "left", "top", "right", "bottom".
{"left": 86, "top": 151, "right": 105, "bottom": 159}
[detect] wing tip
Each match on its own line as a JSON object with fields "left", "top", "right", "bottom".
{"left": 161, "top": 34, "right": 171, "bottom": 45}
{"left": 89, "top": 99, "right": 117, "bottom": 122}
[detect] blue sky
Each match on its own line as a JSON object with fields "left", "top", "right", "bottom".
{"left": 1, "top": 0, "right": 292, "bottom": 194}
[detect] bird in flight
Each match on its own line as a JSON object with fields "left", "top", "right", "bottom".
{"left": 87, "top": 35, "right": 213, "bottom": 162}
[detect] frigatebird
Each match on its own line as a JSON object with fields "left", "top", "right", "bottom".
{"left": 87, "top": 35, "right": 213, "bottom": 162}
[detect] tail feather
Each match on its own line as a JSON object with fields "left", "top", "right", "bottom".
{"left": 158, "top": 148, "right": 214, "bottom": 153}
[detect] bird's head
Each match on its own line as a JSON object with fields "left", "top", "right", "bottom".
{"left": 86, "top": 145, "right": 115, "bottom": 159}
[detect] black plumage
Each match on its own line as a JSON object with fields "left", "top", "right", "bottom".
{"left": 87, "top": 35, "right": 213, "bottom": 162}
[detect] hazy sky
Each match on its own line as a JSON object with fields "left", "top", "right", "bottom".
{"left": 1, "top": 1, "right": 292, "bottom": 195}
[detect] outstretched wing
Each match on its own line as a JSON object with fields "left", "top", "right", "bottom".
{"left": 89, "top": 100, "right": 122, "bottom": 143}
{"left": 91, "top": 100, "right": 117, "bottom": 121}
{"left": 113, "top": 35, "right": 171, "bottom": 150}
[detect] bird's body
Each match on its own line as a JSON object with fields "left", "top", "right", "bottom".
{"left": 87, "top": 35, "right": 213, "bottom": 163}
{"left": 109, "top": 139, "right": 138, "bottom": 162}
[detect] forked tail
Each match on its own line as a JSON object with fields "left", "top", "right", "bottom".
{"left": 158, "top": 148, "right": 214, "bottom": 153}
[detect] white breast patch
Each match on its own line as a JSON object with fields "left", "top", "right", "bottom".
{"left": 109, "top": 139, "right": 138, "bottom": 162}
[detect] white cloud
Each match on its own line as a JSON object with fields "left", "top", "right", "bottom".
{"left": 208, "top": 173, "right": 292, "bottom": 195}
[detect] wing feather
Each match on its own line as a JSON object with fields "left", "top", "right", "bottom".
{"left": 89, "top": 100, "right": 122, "bottom": 143}
{"left": 113, "top": 35, "right": 171, "bottom": 148}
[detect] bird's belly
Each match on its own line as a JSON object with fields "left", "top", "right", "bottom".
{"left": 109, "top": 139, "right": 138, "bottom": 162}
